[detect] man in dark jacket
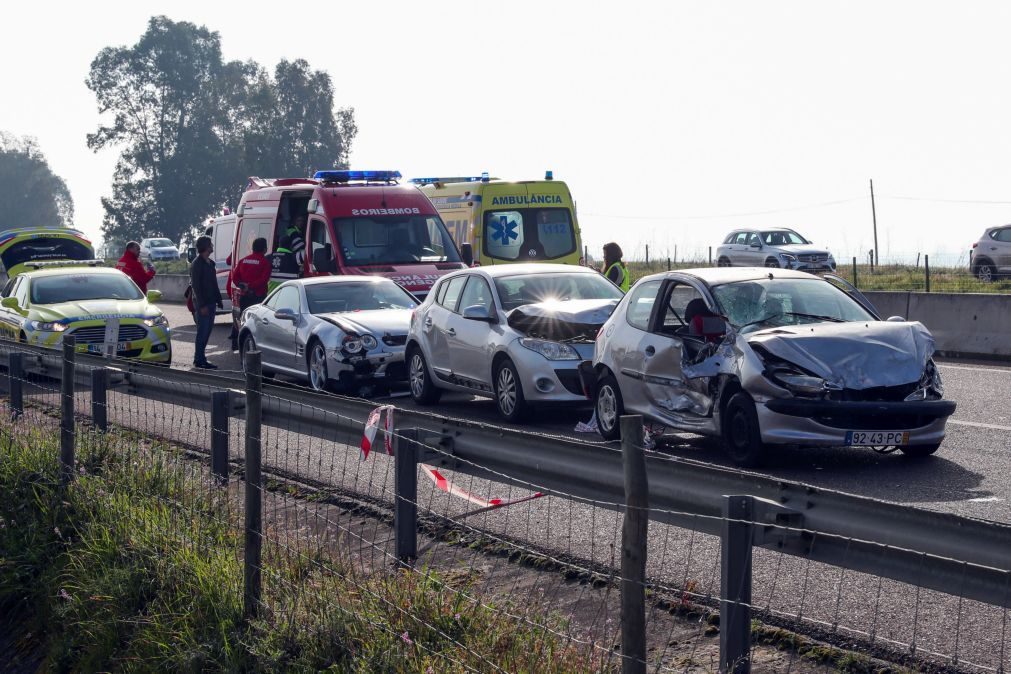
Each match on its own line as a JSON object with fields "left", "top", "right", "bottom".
{"left": 190, "top": 235, "right": 223, "bottom": 369}
{"left": 115, "top": 241, "right": 156, "bottom": 293}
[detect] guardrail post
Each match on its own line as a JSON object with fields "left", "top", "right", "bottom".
{"left": 211, "top": 391, "right": 229, "bottom": 485}
{"left": 91, "top": 367, "right": 108, "bottom": 432}
{"left": 9, "top": 351, "right": 23, "bottom": 419}
{"left": 60, "top": 336, "right": 76, "bottom": 485}
{"left": 243, "top": 349, "right": 262, "bottom": 620}
{"left": 721, "top": 495, "right": 754, "bottom": 674}
{"left": 394, "top": 427, "right": 419, "bottom": 566}
{"left": 924, "top": 254, "right": 930, "bottom": 292}
{"left": 852, "top": 257, "right": 858, "bottom": 289}
{"left": 620, "top": 415, "right": 648, "bottom": 674}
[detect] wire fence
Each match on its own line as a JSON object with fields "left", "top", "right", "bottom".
{"left": 622, "top": 248, "right": 1011, "bottom": 294}
{"left": 0, "top": 339, "right": 1008, "bottom": 672}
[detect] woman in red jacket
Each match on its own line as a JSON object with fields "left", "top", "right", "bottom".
{"left": 115, "top": 241, "right": 156, "bottom": 293}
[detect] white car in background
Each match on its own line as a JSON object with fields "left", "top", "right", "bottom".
{"left": 716, "top": 228, "right": 836, "bottom": 271}
{"left": 970, "top": 225, "right": 1011, "bottom": 281}
{"left": 406, "top": 264, "right": 623, "bottom": 421}
{"left": 140, "top": 237, "right": 181, "bottom": 262}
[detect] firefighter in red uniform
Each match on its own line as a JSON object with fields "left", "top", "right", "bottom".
{"left": 229, "top": 237, "right": 271, "bottom": 350}
{"left": 115, "top": 241, "right": 156, "bottom": 293}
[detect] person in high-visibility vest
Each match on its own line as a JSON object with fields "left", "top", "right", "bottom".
{"left": 602, "top": 242, "right": 629, "bottom": 292}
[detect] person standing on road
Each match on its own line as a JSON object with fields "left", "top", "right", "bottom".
{"left": 115, "top": 241, "right": 156, "bottom": 293}
{"left": 228, "top": 237, "right": 271, "bottom": 351}
{"left": 601, "top": 242, "right": 629, "bottom": 292}
{"left": 190, "top": 235, "right": 222, "bottom": 370}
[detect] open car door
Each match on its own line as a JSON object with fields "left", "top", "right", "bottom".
{"left": 824, "top": 274, "right": 881, "bottom": 319}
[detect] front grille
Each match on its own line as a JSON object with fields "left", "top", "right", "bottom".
{"left": 827, "top": 382, "right": 920, "bottom": 403}
{"left": 554, "top": 369, "right": 586, "bottom": 396}
{"left": 798, "top": 254, "right": 828, "bottom": 263}
{"left": 117, "top": 348, "right": 143, "bottom": 358}
{"left": 69, "top": 324, "right": 148, "bottom": 345}
{"left": 382, "top": 334, "right": 407, "bottom": 347}
{"left": 813, "top": 411, "right": 936, "bottom": 430}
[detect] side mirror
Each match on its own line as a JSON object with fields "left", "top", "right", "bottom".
{"left": 460, "top": 242, "right": 474, "bottom": 267}
{"left": 274, "top": 308, "right": 298, "bottom": 322}
{"left": 462, "top": 304, "right": 496, "bottom": 322}
{"left": 885, "top": 315, "right": 906, "bottom": 322}
{"left": 186, "top": 247, "right": 197, "bottom": 262}
{"left": 1, "top": 297, "right": 19, "bottom": 310}
{"left": 750, "top": 241, "right": 762, "bottom": 249}
{"left": 146, "top": 289, "right": 162, "bottom": 303}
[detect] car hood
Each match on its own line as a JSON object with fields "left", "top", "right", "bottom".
{"left": 774, "top": 244, "right": 832, "bottom": 256}
{"left": 747, "top": 320, "right": 934, "bottom": 389}
{"left": 33, "top": 298, "right": 156, "bottom": 323}
{"left": 150, "top": 246, "right": 178, "bottom": 252}
{"left": 507, "top": 298, "right": 619, "bottom": 341}
{"left": 316, "top": 308, "right": 412, "bottom": 336}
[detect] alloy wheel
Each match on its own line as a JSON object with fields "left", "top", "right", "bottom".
{"left": 597, "top": 384, "right": 617, "bottom": 432}
{"left": 309, "top": 343, "right": 328, "bottom": 391}
{"left": 497, "top": 366, "right": 517, "bottom": 415}
{"left": 409, "top": 353, "right": 426, "bottom": 397}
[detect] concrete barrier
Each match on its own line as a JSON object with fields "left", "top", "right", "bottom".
{"left": 864, "top": 291, "right": 1011, "bottom": 359}
{"left": 149, "top": 274, "right": 190, "bottom": 302}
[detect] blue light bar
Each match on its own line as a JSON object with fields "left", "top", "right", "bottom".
{"left": 313, "top": 170, "right": 402, "bottom": 183}
{"left": 409, "top": 176, "right": 485, "bottom": 185}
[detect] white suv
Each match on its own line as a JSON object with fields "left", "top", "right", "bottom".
{"left": 716, "top": 228, "right": 835, "bottom": 271}
{"left": 971, "top": 225, "right": 1011, "bottom": 282}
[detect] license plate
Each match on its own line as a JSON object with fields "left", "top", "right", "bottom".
{"left": 86, "top": 342, "right": 130, "bottom": 354}
{"left": 845, "top": 431, "right": 909, "bottom": 446}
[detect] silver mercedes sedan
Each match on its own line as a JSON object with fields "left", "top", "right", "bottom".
{"left": 593, "top": 268, "right": 956, "bottom": 466}
{"left": 238, "top": 276, "right": 418, "bottom": 393}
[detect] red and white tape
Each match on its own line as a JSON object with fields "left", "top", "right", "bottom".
{"left": 422, "top": 464, "right": 543, "bottom": 510}
{"left": 360, "top": 404, "right": 394, "bottom": 460}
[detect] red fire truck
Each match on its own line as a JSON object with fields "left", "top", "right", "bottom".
{"left": 230, "top": 171, "right": 465, "bottom": 299}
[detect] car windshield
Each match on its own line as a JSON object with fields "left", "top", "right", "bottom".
{"left": 1, "top": 237, "right": 94, "bottom": 270}
{"left": 305, "top": 281, "right": 417, "bottom": 314}
{"left": 334, "top": 214, "right": 462, "bottom": 267}
{"left": 760, "top": 230, "right": 808, "bottom": 245}
{"left": 712, "top": 278, "right": 873, "bottom": 334}
{"left": 495, "top": 272, "right": 624, "bottom": 312}
{"left": 30, "top": 273, "right": 143, "bottom": 304}
{"left": 147, "top": 239, "right": 174, "bottom": 247}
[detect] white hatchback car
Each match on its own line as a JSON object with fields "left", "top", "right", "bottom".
{"left": 406, "top": 264, "right": 623, "bottom": 421}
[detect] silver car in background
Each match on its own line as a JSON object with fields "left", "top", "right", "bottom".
{"left": 592, "top": 268, "right": 955, "bottom": 466}
{"left": 140, "top": 237, "right": 181, "bottom": 261}
{"left": 970, "top": 224, "right": 1011, "bottom": 281}
{"left": 716, "top": 228, "right": 835, "bottom": 271}
{"left": 406, "top": 264, "right": 623, "bottom": 421}
{"left": 238, "top": 276, "right": 417, "bottom": 393}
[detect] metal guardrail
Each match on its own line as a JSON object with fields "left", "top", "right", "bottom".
{"left": 2, "top": 340, "right": 1010, "bottom": 616}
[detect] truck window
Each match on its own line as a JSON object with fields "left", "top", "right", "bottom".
{"left": 308, "top": 218, "right": 336, "bottom": 271}
{"left": 236, "top": 218, "right": 273, "bottom": 260}
{"left": 333, "top": 214, "right": 461, "bottom": 267}
{"left": 482, "top": 208, "right": 575, "bottom": 261}
{"left": 213, "top": 220, "right": 234, "bottom": 256}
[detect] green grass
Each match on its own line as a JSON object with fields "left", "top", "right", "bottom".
{"left": 0, "top": 421, "right": 603, "bottom": 672}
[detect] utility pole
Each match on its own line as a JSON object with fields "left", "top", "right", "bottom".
{"left": 870, "top": 179, "right": 879, "bottom": 267}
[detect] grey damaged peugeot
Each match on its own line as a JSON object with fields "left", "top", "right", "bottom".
{"left": 592, "top": 268, "right": 955, "bottom": 466}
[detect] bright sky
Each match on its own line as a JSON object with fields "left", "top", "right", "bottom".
{"left": 4, "top": 1, "right": 1011, "bottom": 265}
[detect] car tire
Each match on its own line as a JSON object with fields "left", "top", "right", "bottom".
{"left": 595, "top": 373, "right": 624, "bottom": 441}
{"left": 899, "top": 442, "right": 941, "bottom": 458}
{"left": 408, "top": 347, "right": 441, "bottom": 405}
{"left": 717, "top": 257, "right": 732, "bottom": 267}
{"left": 722, "top": 392, "right": 766, "bottom": 467}
{"left": 974, "top": 262, "right": 996, "bottom": 282}
{"left": 240, "top": 333, "right": 274, "bottom": 380}
{"left": 494, "top": 358, "right": 529, "bottom": 422}
{"left": 307, "top": 340, "right": 333, "bottom": 393}
{"left": 764, "top": 258, "right": 780, "bottom": 268}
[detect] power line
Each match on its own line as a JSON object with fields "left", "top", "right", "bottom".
{"left": 581, "top": 196, "right": 867, "bottom": 221}
{"left": 880, "top": 195, "right": 1011, "bottom": 205}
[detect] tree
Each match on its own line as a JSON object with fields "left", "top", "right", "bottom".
{"left": 87, "top": 17, "right": 357, "bottom": 246}
{"left": 0, "top": 132, "right": 75, "bottom": 231}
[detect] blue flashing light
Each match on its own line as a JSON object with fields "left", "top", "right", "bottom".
{"left": 481, "top": 171, "right": 490, "bottom": 183}
{"left": 545, "top": 170, "right": 553, "bottom": 181}
{"left": 408, "top": 176, "right": 486, "bottom": 186}
{"left": 313, "top": 170, "right": 402, "bottom": 183}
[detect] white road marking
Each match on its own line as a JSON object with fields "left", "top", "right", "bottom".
{"left": 938, "top": 363, "right": 1011, "bottom": 375}
{"left": 968, "top": 496, "right": 1002, "bottom": 503}
{"left": 949, "top": 419, "right": 1011, "bottom": 432}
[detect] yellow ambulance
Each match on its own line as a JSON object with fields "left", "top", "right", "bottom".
{"left": 412, "top": 172, "right": 582, "bottom": 266}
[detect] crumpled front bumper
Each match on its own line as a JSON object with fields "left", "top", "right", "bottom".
{"left": 758, "top": 397, "right": 956, "bottom": 446}
{"left": 327, "top": 346, "right": 407, "bottom": 381}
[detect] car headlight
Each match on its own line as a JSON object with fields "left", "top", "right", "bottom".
{"left": 341, "top": 335, "right": 364, "bottom": 354}
{"left": 360, "top": 334, "right": 378, "bottom": 351}
{"left": 779, "top": 253, "right": 798, "bottom": 262}
{"left": 27, "top": 320, "right": 66, "bottom": 332}
{"left": 769, "top": 368, "right": 826, "bottom": 395}
{"left": 906, "top": 360, "right": 943, "bottom": 401}
{"left": 519, "top": 337, "right": 580, "bottom": 361}
{"left": 144, "top": 315, "right": 169, "bottom": 327}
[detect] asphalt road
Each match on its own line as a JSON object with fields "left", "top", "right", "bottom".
{"left": 160, "top": 302, "right": 1011, "bottom": 526}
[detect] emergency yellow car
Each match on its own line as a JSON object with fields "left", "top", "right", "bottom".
{"left": 0, "top": 262, "right": 171, "bottom": 363}
{"left": 413, "top": 172, "right": 583, "bottom": 267}
{"left": 0, "top": 225, "right": 95, "bottom": 281}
